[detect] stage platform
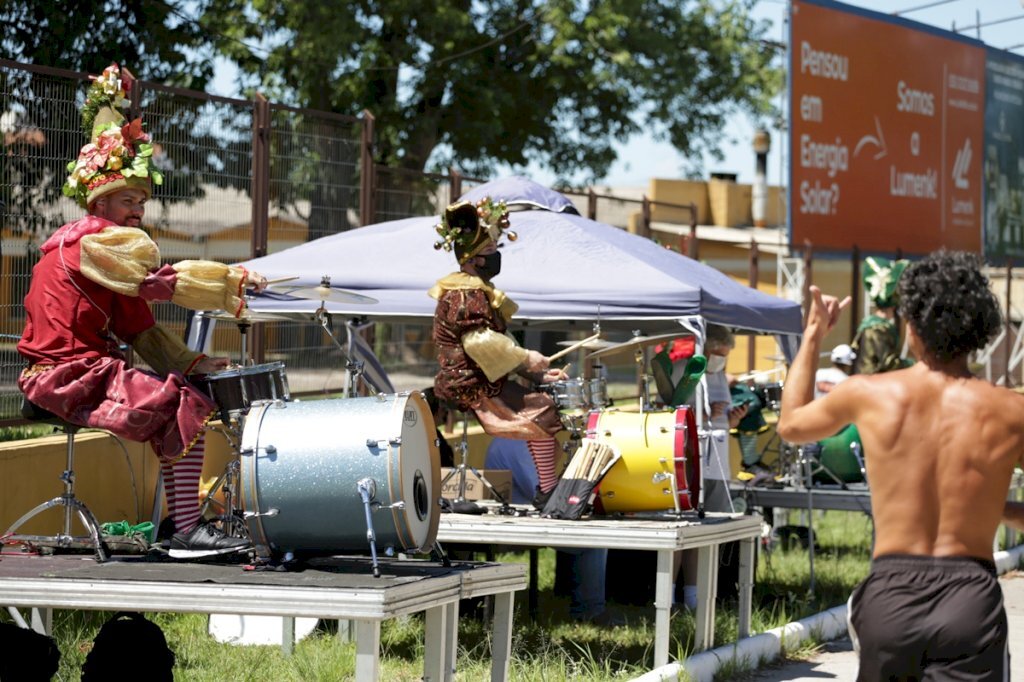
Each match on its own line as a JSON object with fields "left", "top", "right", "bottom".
{"left": 729, "top": 483, "right": 872, "bottom": 513}
{"left": 0, "top": 553, "right": 525, "bottom": 682}
{"left": 437, "top": 507, "right": 761, "bottom": 668}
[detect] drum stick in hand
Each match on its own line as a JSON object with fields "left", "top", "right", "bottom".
{"left": 548, "top": 333, "right": 602, "bottom": 363}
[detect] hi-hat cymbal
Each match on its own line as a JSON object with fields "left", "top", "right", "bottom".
{"left": 280, "top": 285, "right": 378, "bottom": 305}
{"left": 586, "top": 332, "right": 692, "bottom": 361}
{"left": 556, "top": 338, "right": 618, "bottom": 351}
{"left": 204, "top": 309, "right": 294, "bottom": 323}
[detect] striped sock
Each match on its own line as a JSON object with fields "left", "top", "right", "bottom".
{"left": 163, "top": 438, "right": 205, "bottom": 535}
{"left": 528, "top": 438, "right": 559, "bottom": 493}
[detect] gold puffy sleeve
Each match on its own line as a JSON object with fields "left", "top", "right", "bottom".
{"left": 461, "top": 329, "right": 529, "bottom": 382}
{"left": 132, "top": 324, "right": 205, "bottom": 376}
{"left": 79, "top": 227, "right": 161, "bottom": 296}
{"left": 170, "top": 261, "right": 248, "bottom": 316}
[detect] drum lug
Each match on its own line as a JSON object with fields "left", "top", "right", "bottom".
{"left": 243, "top": 507, "right": 280, "bottom": 519}
{"left": 239, "top": 445, "right": 276, "bottom": 457}
{"left": 365, "top": 437, "right": 402, "bottom": 449}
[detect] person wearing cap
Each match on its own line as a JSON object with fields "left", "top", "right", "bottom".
{"left": 16, "top": 64, "right": 268, "bottom": 559}
{"left": 430, "top": 197, "right": 565, "bottom": 506}
{"left": 814, "top": 343, "right": 856, "bottom": 399}
{"left": 852, "top": 256, "right": 910, "bottom": 375}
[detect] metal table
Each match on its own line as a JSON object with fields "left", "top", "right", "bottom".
{"left": 0, "top": 554, "right": 524, "bottom": 682}
{"left": 437, "top": 508, "right": 761, "bottom": 668}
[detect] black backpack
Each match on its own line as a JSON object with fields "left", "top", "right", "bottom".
{"left": 81, "top": 612, "right": 175, "bottom": 682}
{"left": 0, "top": 622, "right": 60, "bottom": 681}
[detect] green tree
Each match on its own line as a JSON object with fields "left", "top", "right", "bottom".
{"left": 205, "top": 0, "right": 780, "bottom": 182}
{"left": 1, "top": 0, "right": 215, "bottom": 88}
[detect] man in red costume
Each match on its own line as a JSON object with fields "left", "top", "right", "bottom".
{"left": 430, "top": 198, "right": 566, "bottom": 505}
{"left": 17, "top": 64, "right": 267, "bottom": 559}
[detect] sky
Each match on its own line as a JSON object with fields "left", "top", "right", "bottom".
{"left": 209, "top": 0, "right": 1024, "bottom": 190}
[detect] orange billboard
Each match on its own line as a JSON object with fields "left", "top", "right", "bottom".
{"left": 790, "top": 0, "right": 986, "bottom": 254}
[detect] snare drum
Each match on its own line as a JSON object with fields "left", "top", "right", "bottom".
{"left": 541, "top": 379, "right": 590, "bottom": 430}
{"left": 754, "top": 382, "right": 783, "bottom": 410}
{"left": 586, "top": 407, "right": 700, "bottom": 513}
{"left": 196, "top": 362, "right": 290, "bottom": 422}
{"left": 240, "top": 393, "right": 440, "bottom": 560}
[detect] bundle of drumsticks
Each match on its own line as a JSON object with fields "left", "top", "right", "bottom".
{"left": 541, "top": 439, "right": 620, "bottom": 520}
{"left": 560, "top": 439, "right": 618, "bottom": 482}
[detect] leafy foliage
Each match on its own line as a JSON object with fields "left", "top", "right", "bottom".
{"left": 203, "top": 0, "right": 781, "bottom": 182}
{"left": 0, "top": 0, "right": 216, "bottom": 89}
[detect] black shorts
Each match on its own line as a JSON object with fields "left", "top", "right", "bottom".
{"left": 849, "top": 554, "right": 1008, "bottom": 682}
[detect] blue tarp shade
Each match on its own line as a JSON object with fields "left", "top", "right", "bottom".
{"left": 239, "top": 177, "right": 803, "bottom": 338}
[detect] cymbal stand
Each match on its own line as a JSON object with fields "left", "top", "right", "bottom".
{"left": 635, "top": 348, "right": 653, "bottom": 414}
{"left": 311, "top": 304, "right": 365, "bottom": 397}
{"left": 197, "top": 422, "right": 247, "bottom": 539}
{"left": 235, "top": 319, "right": 252, "bottom": 366}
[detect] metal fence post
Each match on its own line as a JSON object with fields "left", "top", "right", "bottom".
{"left": 641, "top": 195, "right": 651, "bottom": 239}
{"left": 748, "top": 239, "right": 759, "bottom": 373}
{"left": 251, "top": 93, "right": 270, "bottom": 260}
{"left": 587, "top": 188, "right": 597, "bottom": 221}
{"left": 802, "top": 241, "right": 814, "bottom": 320}
{"left": 450, "top": 168, "right": 462, "bottom": 204}
{"left": 360, "top": 110, "right": 375, "bottom": 226}
{"left": 688, "top": 202, "right": 698, "bottom": 260}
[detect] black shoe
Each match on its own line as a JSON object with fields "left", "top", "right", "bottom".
{"left": 156, "top": 516, "right": 176, "bottom": 542}
{"left": 168, "top": 523, "right": 250, "bottom": 559}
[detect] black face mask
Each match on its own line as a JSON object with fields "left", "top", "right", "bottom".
{"left": 476, "top": 251, "right": 502, "bottom": 280}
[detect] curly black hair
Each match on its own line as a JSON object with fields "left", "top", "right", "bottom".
{"left": 897, "top": 250, "right": 1002, "bottom": 362}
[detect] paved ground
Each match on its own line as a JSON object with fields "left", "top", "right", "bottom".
{"left": 747, "top": 571, "right": 1024, "bottom": 681}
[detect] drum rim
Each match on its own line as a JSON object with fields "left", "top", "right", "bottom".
{"left": 206, "top": 361, "right": 287, "bottom": 380}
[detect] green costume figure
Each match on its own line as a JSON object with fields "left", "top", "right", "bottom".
{"left": 852, "top": 256, "right": 910, "bottom": 375}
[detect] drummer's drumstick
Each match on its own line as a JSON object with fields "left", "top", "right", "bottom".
{"left": 548, "top": 333, "right": 602, "bottom": 362}
{"left": 265, "top": 276, "right": 300, "bottom": 286}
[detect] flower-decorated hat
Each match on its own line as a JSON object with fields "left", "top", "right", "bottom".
{"left": 863, "top": 256, "right": 909, "bottom": 309}
{"left": 62, "top": 63, "right": 163, "bottom": 209}
{"left": 434, "top": 197, "right": 517, "bottom": 264}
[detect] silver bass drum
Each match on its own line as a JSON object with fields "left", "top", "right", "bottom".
{"left": 240, "top": 393, "right": 440, "bottom": 560}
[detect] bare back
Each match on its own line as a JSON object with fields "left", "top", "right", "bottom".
{"left": 846, "top": 364, "right": 1024, "bottom": 559}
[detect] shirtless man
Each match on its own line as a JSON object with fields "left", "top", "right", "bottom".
{"left": 777, "top": 251, "right": 1019, "bottom": 681}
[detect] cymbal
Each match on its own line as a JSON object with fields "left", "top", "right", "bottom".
{"left": 585, "top": 332, "right": 692, "bottom": 361}
{"left": 203, "top": 309, "right": 294, "bottom": 323}
{"left": 280, "top": 285, "right": 378, "bottom": 305}
{"left": 556, "top": 338, "right": 618, "bottom": 351}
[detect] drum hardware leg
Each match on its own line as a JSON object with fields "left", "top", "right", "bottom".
{"left": 356, "top": 478, "right": 383, "bottom": 578}
{"left": 800, "top": 446, "right": 817, "bottom": 597}
{"left": 431, "top": 541, "right": 452, "bottom": 567}
{"left": 651, "top": 471, "right": 682, "bottom": 515}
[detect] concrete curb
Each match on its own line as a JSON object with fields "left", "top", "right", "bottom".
{"left": 634, "top": 544, "right": 1024, "bottom": 682}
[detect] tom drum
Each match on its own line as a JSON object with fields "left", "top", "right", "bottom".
{"left": 195, "top": 361, "right": 290, "bottom": 423}
{"left": 240, "top": 393, "right": 440, "bottom": 560}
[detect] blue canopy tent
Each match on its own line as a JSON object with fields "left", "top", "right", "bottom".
{"left": 235, "top": 177, "right": 803, "bottom": 343}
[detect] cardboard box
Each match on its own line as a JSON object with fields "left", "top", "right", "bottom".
{"left": 440, "top": 468, "right": 513, "bottom": 502}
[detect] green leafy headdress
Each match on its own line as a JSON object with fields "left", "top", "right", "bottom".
{"left": 62, "top": 63, "right": 163, "bottom": 209}
{"left": 863, "top": 256, "right": 909, "bottom": 309}
{"left": 434, "top": 197, "right": 517, "bottom": 264}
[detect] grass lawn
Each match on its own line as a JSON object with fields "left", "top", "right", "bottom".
{"left": 1, "top": 510, "right": 875, "bottom": 681}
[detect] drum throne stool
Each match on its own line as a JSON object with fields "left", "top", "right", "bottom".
{"left": 3, "top": 399, "right": 107, "bottom": 562}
